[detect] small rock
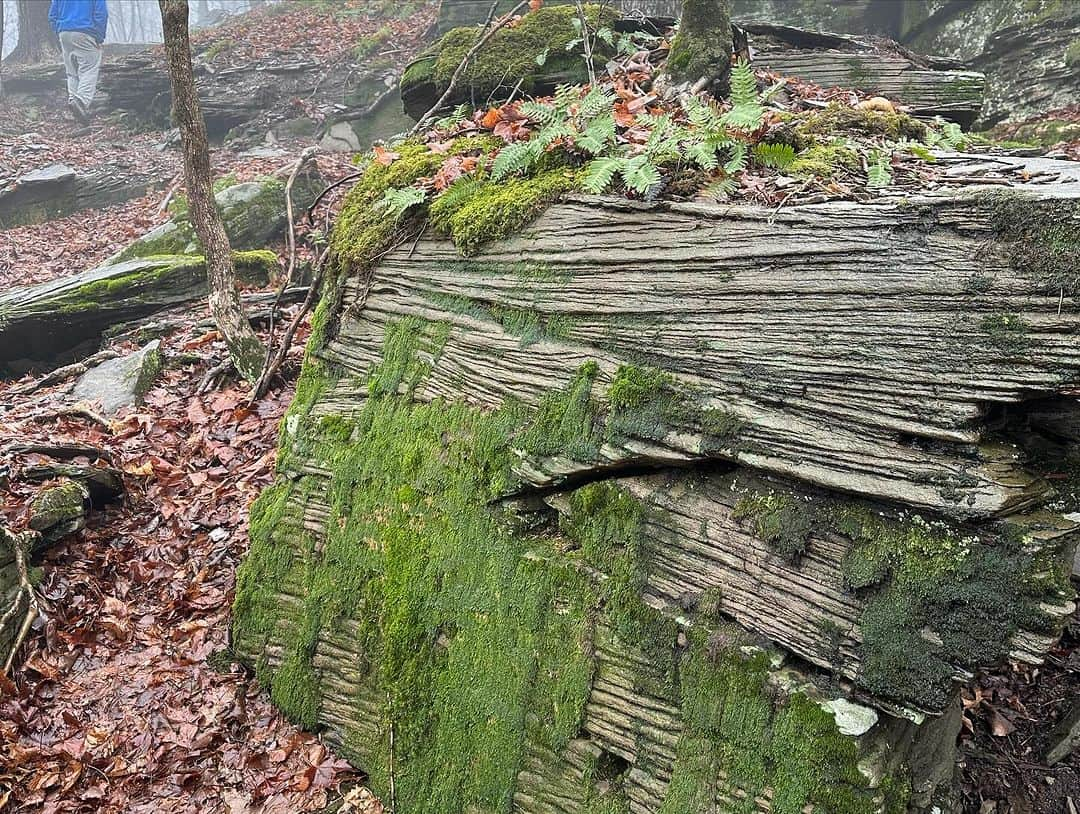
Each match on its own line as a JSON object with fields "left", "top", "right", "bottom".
{"left": 321, "top": 121, "right": 363, "bottom": 152}
{"left": 70, "top": 340, "right": 163, "bottom": 416}
{"left": 822, "top": 697, "right": 879, "bottom": 736}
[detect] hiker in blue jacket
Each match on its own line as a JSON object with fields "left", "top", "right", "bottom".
{"left": 48, "top": 0, "right": 109, "bottom": 120}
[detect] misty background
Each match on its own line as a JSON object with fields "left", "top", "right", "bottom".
{"left": 1, "top": 0, "right": 278, "bottom": 59}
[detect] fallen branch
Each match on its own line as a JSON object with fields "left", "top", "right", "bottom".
{"left": 305, "top": 171, "right": 363, "bottom": 226}
{"left": 408, "top": 0, "right": 530, "bottom": 136}
{"left": 251, "top": 146, "right": 318, "bottom": 401}
{"left": 0, "top": 527, "right": 41, "bottom": 676}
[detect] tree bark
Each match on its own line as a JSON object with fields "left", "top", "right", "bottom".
{"left": 8, "top": 0, "right": 60, "bottom": 64}
{"left": 667, "top": 0, "right": 732, "bottom": 96}
{"left": 158, "top": 0, "right": 265, "bottom": 383}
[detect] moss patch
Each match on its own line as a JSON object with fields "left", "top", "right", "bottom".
{"left": 416, "top": 4, "right": 617, "bottom": 105}
{"left": 733, "top": 491, "right": 813, "bottom": 561}
{"left": 981, "top": 191, "right": 1080, "bottom": 299}
{"left": 834, "top": 504, "right": 1071, "bottom": 709}
{"left": 428, "top": 169, "right": 577, "bottom": 256}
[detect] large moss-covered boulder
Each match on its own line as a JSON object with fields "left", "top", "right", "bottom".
{"left": 116, "top": 173, "right": 321, "bottom": 263}
{"left": 233, "top": 151, "right": 1080, "bottom": 813}
{"left": 402, "top": 4, "right": 619, "bottom": 120}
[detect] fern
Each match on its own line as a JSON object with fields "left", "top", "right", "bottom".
{"left": 723, "top": 142, "right": 748, "bottom": 174}
{"left": 379, "top": 186, "right": 427, "bottom": 219}
{"left": 433, "top": 104, "right": 470, "bottom": 131}
{"left": 554, "top": 84, "right": 581, "bottom": 112}
{"left": 866, "top": 150, "right": 893, "bottom": 188}
{"left": 519, "top": 100, "right": 559, "bottom": 126}
{"left": 581, "top": 157, "right": 621, "bottom": 194}
{"left": 722, "top": 61, "right": 764, "bottom": 132}
{"left": 492, "top": 141, "right": 540, "bottom": 181}
{"left": 686, "top": 96, "right": 723, "bottom": 131}
{"left": 703, "top": 175, "right": 738, "bottom": 201}
{"left": 620, "top": 154, "right": 662, "bottom": 195}
{"left": 575, "top": 113, "right": 616, "bottom": 155}
{"left": 580, "top": 85, "right": 616, "bottom": 119}
{"left": 753, "top": 142, "right": 796, "bottom": 170}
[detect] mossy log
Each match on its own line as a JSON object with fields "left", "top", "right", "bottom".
{"left": 233, "top": 154, "right": 1079, "bottom": 813}
{"left": 744, "top": 24, "right": 985, "bottom": 127}
{"left": 0, "top": 163, "right": 155, "bottom": 230}
{"left": 0, "top": 252, "right": 275, "bottom": 375}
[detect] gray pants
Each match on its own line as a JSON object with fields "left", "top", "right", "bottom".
{"left": 59, "top": 31, "right": 102, "bottom": 109}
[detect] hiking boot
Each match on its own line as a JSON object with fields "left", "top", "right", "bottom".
{"left": 68, "top": 98, "right": 89, "bottom": 121}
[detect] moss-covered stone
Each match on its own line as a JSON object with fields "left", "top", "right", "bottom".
{"left": 980, "top": 191, "right": 1080, "bottom": 300}
{"left": 401, "top": 4, "right": 618, "bottom": 119}
{"left": 733, "top": 490, "right": 814, "bottom": 561}
{"left": 834, "top": 504, "right": 1073, "bottom": 709}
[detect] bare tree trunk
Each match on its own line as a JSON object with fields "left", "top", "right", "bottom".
{"left": 667, "top": 0, "right": 732, "bottom": 97}
{"left": 1, "top": 0, "right": 6, "bottom": 97}
{"left": 9, "top": 0, "right": 60, "bottom": 64}
{"left": 158, "top": 0, "right": 265, "bottom": 382}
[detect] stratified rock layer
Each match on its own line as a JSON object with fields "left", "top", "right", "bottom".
{"left": 234, "top": 155, "right": 1080, "bottom": 814}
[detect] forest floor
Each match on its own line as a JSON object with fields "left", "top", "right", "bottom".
{"left": 0, "top": 3, "right": 439, "bottom": 812}
{"left": 0, "top": 2, "right": 1078, "bottom": 813}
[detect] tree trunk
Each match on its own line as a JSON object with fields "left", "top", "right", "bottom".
{"left": 8, "top": 0, "right": 60, "bottom": 64}
{"left": 667, "top": 0, "right": 732, "bottom": 96}
{"left": 158, "top": 0, "right": 265, "bottom": 383}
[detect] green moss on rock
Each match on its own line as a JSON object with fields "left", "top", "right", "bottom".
{"left": 733, "top": 491, "right": 813, "bottom": 561}
{"left": 834, "top": 504, "right": 1071, "bottom": 709}
{"left": 412, "top": 4, "right": 617, "bottom": 110}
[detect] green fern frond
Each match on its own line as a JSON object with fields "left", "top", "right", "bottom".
{"left": 535, "top": 123, "right": 573, "bottom": 149}
{"left": 686, "top": 96, "right": 723, "bottom": 131}
{"left": 581, "top": 156, "right": 622, "bottom": 194}
{"left": 723, "top": 142, "right": 748, "bottom": 174}
{"left": 703, "top": 175, "right": 738, "bottom": 201}
{"left": 433, "top": 104, "right": 470, "bottom": 131}
{"left": 723, "top": 61, "right": 764, "bottom": 132}
{"left": 554, "top": 84, "right": 580, "bottom": 111}
{"left": 687, "top": 139, "right": 720, "bottom": 170}
{"left": 866, "top": 150, "right": 893, "bottom": 188}
{"left": 753, "top": 142, "right": 796, "bottom": 170}
{"left": 580, "top": 86, "right": 616, "bottom": 119}
{"left": 379, "top": 186, "right": 427, "bottom": 219}
{"left": 575, "top": 113, "right": 616, "bottom": 155}
{"left": 620, "top": 154, "right": 662, "bottom": 195}
{"left": 491, "top": 141, "right": 540, "bottom": 181}
{"left": 519, "top": 100, "right": 559, "bottom": 126}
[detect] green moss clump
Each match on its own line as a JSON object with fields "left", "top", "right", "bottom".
{"left": 834, "top": 505, "right": 1070, "bottom": 709}
{"left": 429, "top": 170, "right": 577, "bottom": 256}
{"left": 789, "top": 140, "right": 862, "bottom": 179}
{"left": 425, "top": 5, "right": 616, "bottom": 99}
{"left": 519, "top": 361, "right": 603, "bottom": 460}
{"left": 733, "top": 491, "right": 813, "bottom": 561}
{"left": 981, "top": 191, "right": 1080, "bottom": 299}
{"left": 665, "top": 629, "right": 888, "bottom": 814}
{"left": 979, "top": 312, "right": 1031, "bottom": 355}
{"left": 1065, "top": 38, "right": 1080, "bottom": 66}
{"left": 780, "top": 104, "right": 927, "bottom": 151}
{"left": 563, "top": 481, "right": 677, "bottom": 671}
{"left": 603, "top": 364, "right": 743, "bottom": 452}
